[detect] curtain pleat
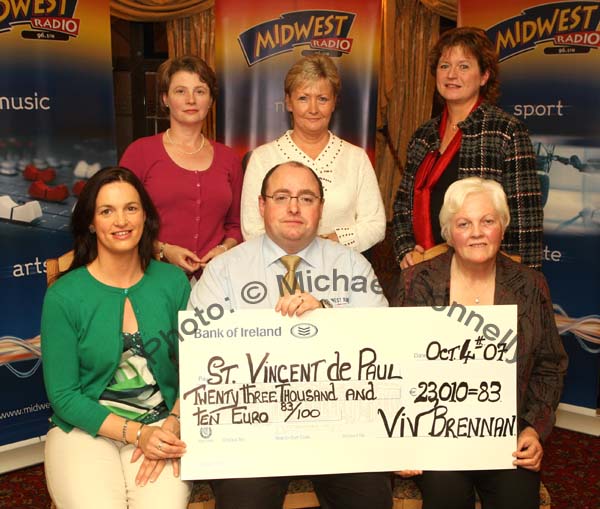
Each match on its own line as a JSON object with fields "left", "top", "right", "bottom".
{"left": 419, "top": 0, "right": 457, "bottom": 20}
{"left": 110, "top": 0, "right": 214, "bottom": 21}
{"left": 376, "top": 0, "right": 441, "bottom": 219}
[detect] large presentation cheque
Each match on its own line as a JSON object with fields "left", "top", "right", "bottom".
{"left": 179, "top": 306, "right": 517, "bottom": 480}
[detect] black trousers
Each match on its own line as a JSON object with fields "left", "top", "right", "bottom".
{"left": 211, "top": 472, "right": 393, "bottom": 509}
{"left": 416, "top": 468, "right": 540, "bottom": 509}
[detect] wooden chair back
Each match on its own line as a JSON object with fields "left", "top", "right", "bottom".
{"left": 411, "top": 243, "right": 522, "bottom": 265}
{"left": 46, "top": 250, "right": 74, "bottom": 287}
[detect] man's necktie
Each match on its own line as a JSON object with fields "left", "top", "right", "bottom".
{"left": 279, "top": 255, "right": 301, "bottom": 296}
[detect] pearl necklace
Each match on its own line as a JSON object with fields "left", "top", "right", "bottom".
{"left": 165, "top": 129, "right": 205, "bottom": 155}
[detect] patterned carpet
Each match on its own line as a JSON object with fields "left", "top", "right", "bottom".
{"left": 0, "top": 463, "right": 49, "bottom": 509}
{"left": 540, "top": 427, "right": 600, "bottom": 509}
{"left": 0, "top": 427, "right": 597, "bottom": 509}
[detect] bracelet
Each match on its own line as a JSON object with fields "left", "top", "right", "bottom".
{"left": 159, "top": 242, "right": 167, "bottom": 260}
{"left": 169, "top": 412, "right": 180, "bottom": 421}
{"left": 122, "top": 419, "right": 130, "bottom": 444}
{"left": 135, "top": 423, "right": 145, "bottom": 448}
{"left": 320, "top": 299, "right": 333, "bottom": 309}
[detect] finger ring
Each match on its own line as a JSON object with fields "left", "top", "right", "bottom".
{"left": 157, "top": 441, "right": 163, "bottom": 451}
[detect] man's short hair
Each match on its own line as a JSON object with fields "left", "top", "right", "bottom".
{"left": 260, "top": 161, "right": 324, "bottom": 199}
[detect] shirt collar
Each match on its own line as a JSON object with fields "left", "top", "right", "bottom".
{"left": 262, "top": 235, "right": 319, "bottom": 269}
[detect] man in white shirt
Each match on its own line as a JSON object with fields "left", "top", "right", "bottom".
{"left": 189, "top": 161, "right": 392, "bottom": 509}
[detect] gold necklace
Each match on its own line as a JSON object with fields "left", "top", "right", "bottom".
{"left": 165, "top": 128, "right": 205, "bottom": 155}
{"left": 449, "top": 120, "right": 460, "bottom": 131}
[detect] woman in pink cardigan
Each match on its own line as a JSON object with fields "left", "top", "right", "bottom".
{"left": 120, "top": 55, "right": 242, "bottom": 279}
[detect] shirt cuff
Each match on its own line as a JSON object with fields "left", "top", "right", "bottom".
{"left": 334, "top": 226, "right": 358, "bottom": 249}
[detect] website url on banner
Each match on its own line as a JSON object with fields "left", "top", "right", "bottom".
{"left": 0, "top": 402, "right": 50, "bottom": 421}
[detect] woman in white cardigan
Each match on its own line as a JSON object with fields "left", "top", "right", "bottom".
{"left": 241, "top": 55, "right": 385, "bottom": 252}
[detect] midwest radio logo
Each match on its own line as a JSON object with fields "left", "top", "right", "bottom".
{"left": 487, "top": 2, "right": 600, "bottom": 62}
{"left": 238, "top": 10, "right": 356, "bottom": 66}
{"left": 0, "top": 0, "right": 80, "bottom": 41}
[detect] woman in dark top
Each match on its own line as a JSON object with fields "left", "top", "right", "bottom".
{"left": 392, "top": 177, "right": 567, "bottom": 509}
{"left": 392, "top": 27, "right": 543, "bottom": 270}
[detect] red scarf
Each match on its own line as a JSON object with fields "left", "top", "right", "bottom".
{"left": 412, "top": 99, "right": 481, "bottom": 249}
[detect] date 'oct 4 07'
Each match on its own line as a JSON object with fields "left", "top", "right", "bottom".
{"left": 422, "top": 337, "right": 510, "bottom": 363}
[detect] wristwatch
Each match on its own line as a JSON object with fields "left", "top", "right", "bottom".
{"left": 320, "top": 299, "right": 333, "bottom": 308}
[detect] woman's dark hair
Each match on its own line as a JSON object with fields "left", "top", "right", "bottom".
{"left": 69, "top": 166, "right": 160, "bottom": 273}
{"left": 429, "top": 26, "right": 500, "bottom": 104}
{"left": 157, "top": 55, "right": 218, "bottom": 113}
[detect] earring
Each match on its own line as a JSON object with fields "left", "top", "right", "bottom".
{"left": 89, "top": 225, "right": 96, "bottom": 234}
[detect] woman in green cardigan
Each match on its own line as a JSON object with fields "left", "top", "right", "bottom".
{"left": 41, "top": 167, "right": 191, "bottom": 509}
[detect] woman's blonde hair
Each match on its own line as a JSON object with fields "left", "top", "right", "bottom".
{"left": 439, "top": 177, "right": 510, "bottom": 243}
{"left": 284, "top": 54, "right": 341, "bottom": 98}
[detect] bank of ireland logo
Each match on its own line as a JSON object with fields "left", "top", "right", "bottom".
{"left": 0, "top": 0, "right": 81, "bottom": 41}
{"left": 238, "top": 10, "right": 356, "bottom": 66}
{"left": 290, "top": 323, "right": 318, "bottom": 338}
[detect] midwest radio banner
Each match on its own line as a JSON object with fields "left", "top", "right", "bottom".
{"left": 0, "top": 1, "right": 116, "bottom": 447}
{"left": 215, "top": 0, "right": 381, "bottom": 161}
{"left": 460, "top": 1, "right": 600, "bottom": 412}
